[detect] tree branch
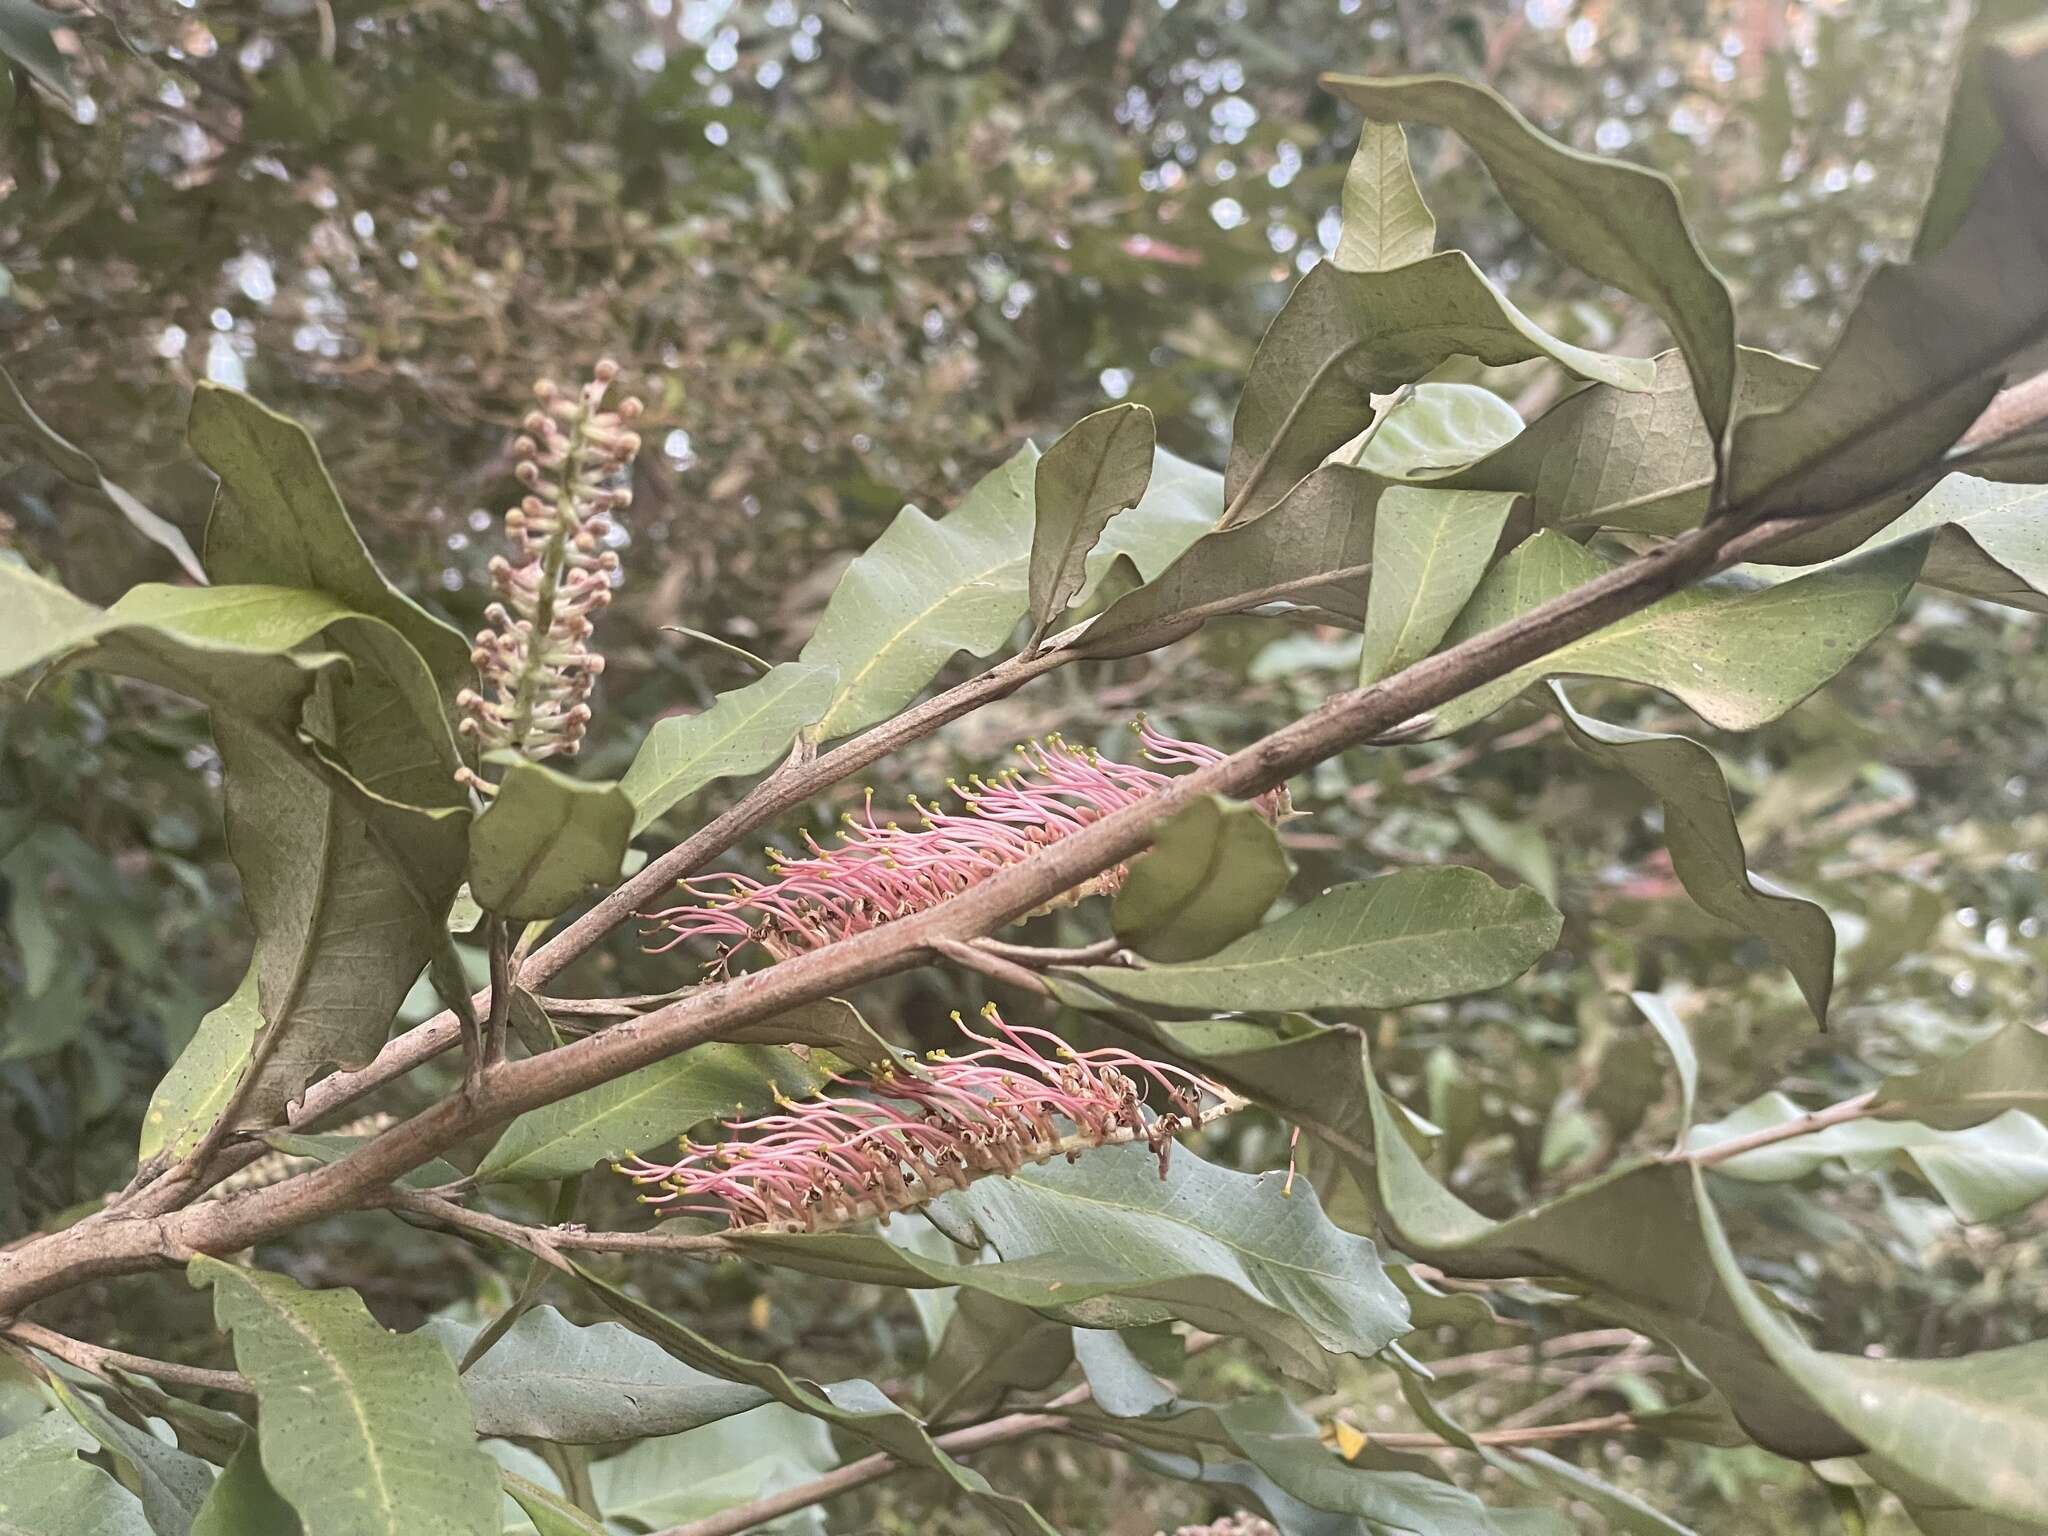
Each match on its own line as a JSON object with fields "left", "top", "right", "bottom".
{"left": 2, "top": 1320, "right": 249, "bottom": 1395}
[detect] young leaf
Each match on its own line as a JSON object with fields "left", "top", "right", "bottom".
{"left": 0, "top": 366, "right": 206, "bottom": 582}
{"left": 797, "top": 445, "right": 1039, "bottom": 741}
{"left": 1028, "top": 403, "right": 1156, "bottom": 631}
{"left": 1725, "top": 39, "right": 2048, "bottom": 520}
{"left": 0, "top": 1413, "right": 153, "bottom": 1535}
{"left": 1428, "top": 528, "right": 1925, "bottom": 738}
{"left": 1083, "top": 463, "right": 1389, "bottom": 656}
{"left": 474, "top": 1041, "right": 835, "bottom": 1183}
{"left": 1356, "top": 487, "right": 1518, "bottom": 685}
{"left": 189, "top": 384, "right": 474, "bottom": 698}
{"left": 1333, "top": 121, "right": 1435, "bottom": 272}
{"left": 1111, "top": 794, "right": 1291, "bottom": 962}
{"left": 192, "top": 1441, "right": 302, "bottom": 1536}
{"left": 1695, "top": 1167, "right": 2048, "bottom": 1521}
{"left": 467, "top": 761, "right": 632, "bottom": 921}
{"left": 733, "top": 1139, "right": 1412, "bottom": 1386}
{"left": 1551, "top": 682, "right": 1835, "bottom": 1021}
{"left": 426, "top": 1307, "right": 770, "bottom": 1443}
{"left": 1068, "top": 866, "right": 1561, "bottom": 1012}
{"left": 139, "top": 963, "right": 260, "bottom": 1163}
{"left": 189, "top": 1257, "right": 500, "bottom": 1536}
{"left": 620, "top": 661, "right": 837, "bottom": 833}
{"left": 1225, "top": 253, "right": 1652, "bottom": 524}
{"left": 1324, "top": 72, "right": 1739, "bottom": 455}
{"left": 1352, "top": 381, "right": 1522, "bottom": 477}
{"left": 570, "top": 1266, "right": 1059, "bottom": 1536}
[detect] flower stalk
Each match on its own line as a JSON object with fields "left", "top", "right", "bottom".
{"left": 457, "top": 361, "right": 643, "bottom": 783}
{"left": 616, "top": 1004, "right": 1235, "bottom": 1230}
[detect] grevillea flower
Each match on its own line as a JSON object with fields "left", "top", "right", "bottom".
{"left": 457, "top": 361, "right": 643, "bottom": 779}
{"left": 648, "top": 720, "right": 1287, "bottom": 967}
{"left": 616, "top": 1004, "right": 1233, "bottom": 1229}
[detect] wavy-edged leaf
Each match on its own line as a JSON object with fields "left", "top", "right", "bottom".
{"left": 1357, "top": 488, "right": 1518, "bottom": 685}
{"left": 1725, "top": 39, "right": 2048, "bottom": 520}
{"left": 0, "top": 366, "right": 205, "bottom": 581}
{"left": 1325, "top": 72, "right": 1738, "bottom": 454}
{"left": 620, "top": 662, "right": 837, "bottom": 834}
{"left": 192, "top": 1441, "right": 301, "bottom": 1536}
{"left": 0, "top": 1413, "right": 154, "bottom": 1535}
{"left": 1696, "top": 1167, "right": 2048, "bottom": 1520}
{"left": 570, "top": 1265, "right": 1057, "bottom": 1536}
{"left": 475, "top": 1039, "right": 835, "bottom": 1184}
{"left": 1551, "top": 683, "right": 1835, "bottom": 1020}
{"left": 1691, "top": 1094, "right": 2048, "bottom": 1223}
{"left": 732, "top": 1139, "right": 1410, "bottom": 1386}
{"left": 468, "top": 761, "right": 631, "bottom": 921}
{"left": 426, "top": 1307, "right": 769, "bottom": 1443}
{"left": 1225, "top": 253, "right": 1652, "bottom": 523}
{"left": 1353, "top": 382, "right": 1522, "bottom": 478}
{"left": 1112, "top": 794, "right": 1291, "bottom": 962}
{"left": 1029, "top": 403, "right": 1156, "bottom": 628}
{"left": 1435, "top": 349, "right": 1814, "bottom": 532}
{"left": 1333, "top": 120, "right": 1435, "bottom": 272}
{"left": 139, "top": 964, "right": 260, "bottom": 1163}
{"left": 50, "top": 1379, "right": 213, "bottom": 1536}
{"left": 1069, "top": 866, "right": 1560, "bottom": 1013}
{"left": 190, "top": 384, "right": 473, "bottom": 698}
{"left": 1082, "top": 464, "right": 1389, "bottom": 657}
{"left": 1429, "top": 528, "right": 1924, "bottom": 738}
{"left": 585, "top": 1406, "right": 835, "bottom": 1535}
{"left": 189, "top": 1258, "right": 499, "bottom": 1536}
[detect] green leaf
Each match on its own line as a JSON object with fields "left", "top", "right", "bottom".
{"left": 467, "top": 761, "right": 632, "bottom": 921}
{"left": 620, "top": 662, "right": 837, "bottom": 834}
{"left": 0, "top": 0, "right": 77, "bottom": 103}
{"left": 50, "top": 1378, "right": 214, "bottom": 1536}
{"left": 1691, "top": 1094, "right": 2048, "bottom": 1223}
{"left": 139, "top": 964, "right": 260, "bottom": 1163}
{"left": 1225, "top": 254, "right": 1652, "bottom": 524}
{"left": 1550, "top": 682, "right": 1835, "bottom": 1020}
{"left": 1428, "top": 528, "right": 1924, "bottom": 738}
{"left": 1323, "top": 72, "right": 1738, "bottom": 455}
{"left": 189, "top": 385, "right": 473, "bottom": 699}
{"left": 584, "top": 1407, "right": 834, "bottom": 1535}
{"left": 474, "top": 1039, "right": 834, "bottom": 1183}
{"left": 498, "top": 1472, "right": 604, "bottom": 1536}
{"left": 0, "top": 366, "right": 205, "bottom": 582}
{"left": 1725, "top": 40, "right": 2048, "bottom": 520}
{"left": 0, "top": 1413, "right": 153, "bottom": 1535}
{"left": 1873, "top": 1021, "right": 2048, "bottom": 1128}
{"left": 1083, "top": 464, "right": 1388, "bottom": 656}
{"left": 1112, "top": 794, "right": 1291, "bottom": 962}
{"left": 733, "top": 1139, "right": 1411, "bottom": 1386}
{"left": 797, "top": 445, "right": 1039, "bottom": 741}
{"left": 1696, "top": 1167, "right": 2048, "bottom": 1520}
{"left": 1028, "top": 403, "right": 1157, "bottom": 628}
{"left": 1510, "top": 1450, "right": 1699, "bottom": 1535}
{"left": 426, "top": 1307, "right": 769, "bottom": 1443}
{"left": 192, "top": 1441, "right": 302, "bottom": 1536}
{"left": 1356, "top": 488, "right": 1518, "bottom": 686}
{"left": 1333, "top": 120, "right": 1435, "bottom": 271}
{"left": 1068, "top": 866, "right": 1561, "bottom": 1012}
{"left": 570, "top": 1266, "right": 1058, "bottom": 1536}
{"left": 189, "top": 1258, "right": 499, "bottom": 1536}
{"left": 921, "top": 1292, "right": 1073, "bottom": 1422}
{"left": 1435, "top": 349, "right": 1814, "bottom": 533}
{"left": 1354, "top": 382, "right": 1522, "bottom": 478}
{"left": 257, "top": 1132, "right": 462, "bottom": 1191}
{"left": 1083, "top": 445, "right": 1230, "bottom": 601}
{"left": 1071, "top": 1328, "right": 1177, "bottom": 1418}
{"left": 1630, "top": 991, "right": 1700, "bottom": 1144}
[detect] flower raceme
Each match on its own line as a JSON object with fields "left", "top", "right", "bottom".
{"left": 457, "top": 361, "right": 643, "bottom": 778}
{"left": 648, "top": 720, "right": 1288, "bottom": 967}
{"left": 616, "top": 1005, "right": 1234, "bottom": 1230}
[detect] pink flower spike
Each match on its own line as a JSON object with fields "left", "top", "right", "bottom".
{"left": 619, "top": 1005, "right": 1238, "bottom": 1230}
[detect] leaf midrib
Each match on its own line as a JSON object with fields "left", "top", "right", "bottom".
{"left": 243, "top": 1288, "right": 399, "bottom": 1532}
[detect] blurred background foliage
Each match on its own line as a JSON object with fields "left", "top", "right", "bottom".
{"left": 4, "top": 0, "right": 2044, "bottom": 1532}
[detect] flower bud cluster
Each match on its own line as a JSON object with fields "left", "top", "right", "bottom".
{"left": 457, "top": 361, "right": 643, "bottom": 775}
{"left": 649, "top": 719, "right": 1288, "bottom": 968}
{"left": 616, "top": 1004, "right": 1232, "bottom": 1230}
